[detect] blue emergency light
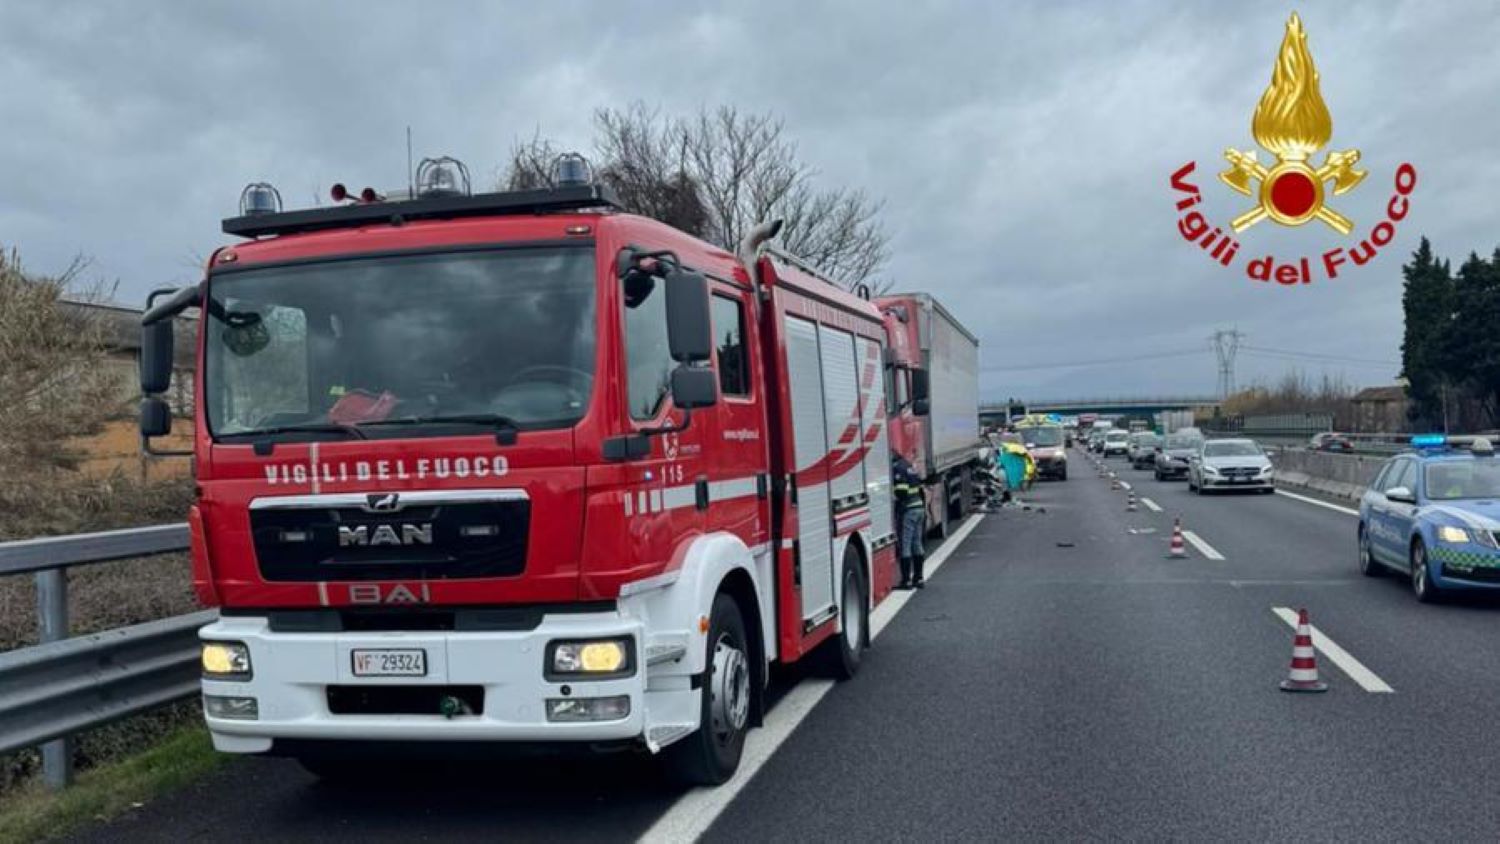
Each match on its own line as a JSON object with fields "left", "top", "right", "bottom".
{"left": 1411, "top": 434, "right": 1447, "bottom": 448}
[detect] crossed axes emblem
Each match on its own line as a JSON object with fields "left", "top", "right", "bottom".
{"left": 1219, "top": 148, "right": 1366, "bottom": 235}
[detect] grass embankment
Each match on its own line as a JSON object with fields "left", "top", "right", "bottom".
{"left": 0, "top": 724, "right": 223, "bottom": 844}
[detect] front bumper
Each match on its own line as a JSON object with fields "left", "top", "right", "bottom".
{"left": 1035, "top": 456, "right": 1067, "bottom": 477}
{"left": 1432, "top": 546, "right": 1500, "bottom": 590}
{"left": 1199, "top": 474, "right": 1274, "bottom": 489}
{"left": 1156, "top": 462, "right": 1188, "bottom": 478}
{"left": 198, "top": 612, "right": 660, "bottom": 753}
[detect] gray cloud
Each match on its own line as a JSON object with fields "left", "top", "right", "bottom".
{"left": 1, "top": 0, "right": 1495, "bottom": 400}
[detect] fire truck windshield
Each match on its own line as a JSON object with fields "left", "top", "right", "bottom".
{"left": 205, "top": 246, "right": 597, "bottom": 439}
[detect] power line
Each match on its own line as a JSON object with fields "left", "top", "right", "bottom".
{"left": 1239, "top": 344, "right": 1399, "bottom": 367}
{"left": 1240, "top": 350, "right": 1399, "bottom": 370}
{"left": 980, "top": 348, "right": 1203, "bottom": 372}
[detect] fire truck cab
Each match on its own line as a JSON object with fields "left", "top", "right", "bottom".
{"left": 140, "top": 161, "right": 911, "bottom": 784}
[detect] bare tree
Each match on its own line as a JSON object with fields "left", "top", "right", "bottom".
{"left": 501, "top": 105, "right": 890, "bottom": 289}
{"left": 0, "top": 250, "right": 120, "bottom": 475}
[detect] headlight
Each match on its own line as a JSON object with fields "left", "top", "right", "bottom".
{"left": 1437, "top": 525, "right": 1473, "bottom": 545}
{"left": 1203, "top": 466, "right": 1220, "bottom": 476}
{"left": 547, "top": 639, "right": 634, "bottom": 678}
{"left": 1258, "top": 465, "right": 1274, "bottom": 475}
{"left": 201, "top": 641, "right": 252, "bottom": 680}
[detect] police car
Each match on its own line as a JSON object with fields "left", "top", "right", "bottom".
{"left": 1357, "top": 435, "right": 1500, "bottom": 602}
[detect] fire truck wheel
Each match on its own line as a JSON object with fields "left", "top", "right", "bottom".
{"left": 666, "top": 593, "right": 750, "bottom": 785}
{"left": 823, "top": 547, "right": 867, "bottom": 680}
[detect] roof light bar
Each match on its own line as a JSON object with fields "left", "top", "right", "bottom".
{"left": 1411, "top": 434, "right": 1447, "bottom": 447}
{"left": 221, "top": 183, "right": 621, "bottom": 238}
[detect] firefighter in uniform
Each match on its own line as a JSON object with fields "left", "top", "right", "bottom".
{"left": 892, "top": 454, "right": 927, "bottom": 589}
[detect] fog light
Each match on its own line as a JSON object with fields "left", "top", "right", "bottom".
{"left": 546, "top": 696, "right": 630, "bottom": 722}
{"left": 549, "top": 639, "right": 631, "bottom": 675}
{"left": 202, "top": 642, "right": 252, "bottom": 680}
{"left": 204, "top": 694, "right": 259, "bottom": 721}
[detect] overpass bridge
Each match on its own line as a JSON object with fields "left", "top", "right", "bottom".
{"left": 980, "top": 395, "right": 1221, "bottom": 425}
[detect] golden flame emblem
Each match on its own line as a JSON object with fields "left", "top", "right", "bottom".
{"left": 1219, "top": 13, "right": 1365, "bottom": 234}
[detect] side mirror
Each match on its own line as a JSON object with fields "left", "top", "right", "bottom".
{"left": 140, "top": 395, "right": 172, "bottom": 438}
{"left": 912, "top": 397, "right": 930, "bottom": 417}
{"left": 141, "top": 320, "right": 174, "bottom": 394}
{"left": 909, "top": 368, "right": 931, "bottom": 404}
{"left": 665, "top": 269, "right": 712, "bottom": 363}
{"left": 670, "top": 366, "right": 718, "bottom": 410}
{"left": 1386, "top": 486, "right": 1416, "bottom": 504}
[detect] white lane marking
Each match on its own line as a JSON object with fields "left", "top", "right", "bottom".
{"left": 1141, "top": 497, "right": 1162, "bottom": 513}
{"left": 1272, "top": 607, "right": 1394, "bottom": 693}
{"left": 1275, "top": 489, "right": 1360, "bottom": 517}
{"left": 1181, "top": 530, "right": 1225, "bottom": 560}
{"left": 642, "top": 515, "right": 986, "bottom": 843}
{"left": 1120, "top": 481, "right": 1132, "bottom": 491}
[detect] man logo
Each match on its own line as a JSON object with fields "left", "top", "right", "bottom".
{"left": 364, "top": 493, "right": 401, "bottom": 513}
{"left": 338, "top": 523, "right": 434, "bottom": 547}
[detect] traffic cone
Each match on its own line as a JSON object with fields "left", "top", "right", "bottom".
{"left": 1168, "top": 519, "right": 1187, "bottom": 558}
{"left": 1126, "top": 491, "right": 1137, "bottom": 512}
{"left": 1110, "top": 473, "right": 1121, "bottom": 490}
{"left": 1279, "top": 608, "right": 1328, "bottom": 693}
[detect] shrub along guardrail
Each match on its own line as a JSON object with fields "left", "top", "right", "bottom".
{"left": 0, "top": 524, "right": 208, "bottom": 789}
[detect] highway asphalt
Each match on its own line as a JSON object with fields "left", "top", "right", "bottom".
{"left": 70, "top": 446, "right": 1500, "bottom": 841}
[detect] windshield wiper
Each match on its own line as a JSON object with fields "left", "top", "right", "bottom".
{"left": 229, "top": 421, "right": 368, "bottom": 455}
{"left": 357, "top": 413, "right": 521, "bottom": 444}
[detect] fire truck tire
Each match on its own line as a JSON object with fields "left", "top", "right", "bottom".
{"left": 665, "top": 593, "right": 750, "bottom": 785}
{"left": 822, "top": 546, "right": 867, "bottom": 680}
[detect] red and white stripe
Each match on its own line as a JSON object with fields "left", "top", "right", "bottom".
{"left": 1286, "top": 610, "right": 1321, "bottom": 685}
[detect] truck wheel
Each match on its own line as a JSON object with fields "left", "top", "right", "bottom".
{"left": 822, "top": 545, "right": 868, "bottom": 680}
{"left": 665, "top": 594, "right": 751, "bottom": 785}
{"left": 1058, "top": 466, "right": 1067, "bottom": 481}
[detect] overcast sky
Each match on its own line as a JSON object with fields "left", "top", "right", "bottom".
{"left": 3, "top": 1, "right": 1496, "bottom": 401}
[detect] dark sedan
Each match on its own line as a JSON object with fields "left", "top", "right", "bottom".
{"left": 1153, "top": 432, "right": 1202, "bottom": 480}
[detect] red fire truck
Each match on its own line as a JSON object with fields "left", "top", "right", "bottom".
{"left": 139, "top": 157, "right": 960, "bottom": 784}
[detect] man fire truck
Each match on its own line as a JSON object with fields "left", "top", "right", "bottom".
{"left": 139, "top": 155, "right": 968, "bottom": 785}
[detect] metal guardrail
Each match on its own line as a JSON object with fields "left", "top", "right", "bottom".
{"left": 0, "top": 524, "right": 202, "bottom": 789}
{"left": 0, "top": 611, "right": 214, "bottom": 757}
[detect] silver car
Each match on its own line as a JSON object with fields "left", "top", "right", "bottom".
{"left": 1187, "top": 438, "right": 1275, "bottom": 494}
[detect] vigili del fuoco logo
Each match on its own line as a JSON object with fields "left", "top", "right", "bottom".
{"left": 1170, "top": 12, "right": 1416, "bottom": 286}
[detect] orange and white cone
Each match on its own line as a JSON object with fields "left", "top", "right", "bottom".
{"left": 1280, "top": 608, "right": 1328, "bottom": 693}
{"left": 1110, "top": 473, "right": 1121, "bottom": 490}
{"left": 1126, "top": 491, "right": 1137, "bottom": 512}
{"left": 1168, "top": 519, "right": 1187, "bottom": 558}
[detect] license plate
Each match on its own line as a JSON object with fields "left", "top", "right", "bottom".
{"left": 1231, "top": 476, "right": 1248, "bottom": 484}
{"left": 352, "top": 649, "right": 427, "bottom": 677}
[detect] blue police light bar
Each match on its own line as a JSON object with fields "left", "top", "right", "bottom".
{"left": 1411, "top": 434, "right": 1447, "bottom": 447}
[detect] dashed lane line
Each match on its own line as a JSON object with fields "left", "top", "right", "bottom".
{"left": 641, "top": 514, "right": 986, "bottom": 843}
{"left": 1141, "top": 497, "right": 1163, "bottom": 513}
{"left": 1275, "top": 488, "right": 1360, "bottom": 517}
{"left": 1119, "top": 481, "right": 1132, "bottom": 491}
{"left": 1181, "top": 529, "right": 1225, "bottom": 560}
{"left": 1272, "top": 607, "right": 1395, "bottom": 693}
